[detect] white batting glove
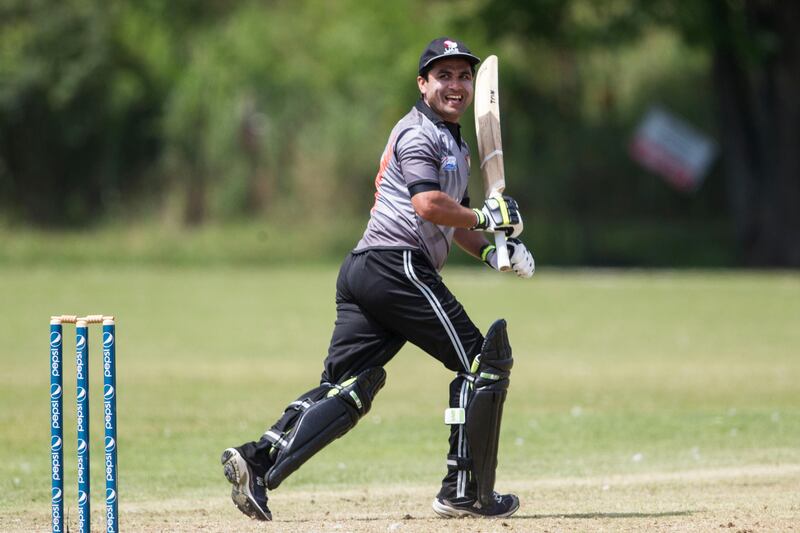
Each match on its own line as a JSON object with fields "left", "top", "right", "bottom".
{"left": 480, "top": 238, "right": 535, "bottom": 278}
{"left": 507, "top": 238, "right": 535, "bottom": 278}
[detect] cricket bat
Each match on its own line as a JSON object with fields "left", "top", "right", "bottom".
{"left": 474, "top": 55, "right": 511, "bottom": 271}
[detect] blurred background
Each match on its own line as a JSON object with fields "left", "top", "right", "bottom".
{"left": 1, "top": 0, "right": 798, "bottom": 268}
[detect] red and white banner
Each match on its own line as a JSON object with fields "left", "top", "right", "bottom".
{"left": 630, "top": 106, "right": 717, "bottom": 192}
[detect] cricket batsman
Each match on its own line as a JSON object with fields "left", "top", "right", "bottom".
{"left": 221, "top": 37, "right": 535, "bottom": 520}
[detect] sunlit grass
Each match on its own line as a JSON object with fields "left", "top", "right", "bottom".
{"left": 0, "top": 266, "right": 797, "bottom": 513}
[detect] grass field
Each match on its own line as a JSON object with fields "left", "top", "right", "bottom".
{"left": 1, "top": 264, "right": 798, "bottom": 531}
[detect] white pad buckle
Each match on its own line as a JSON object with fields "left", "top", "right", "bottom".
{"left": 444, "top": 407, "right": 466, "bottom": 425}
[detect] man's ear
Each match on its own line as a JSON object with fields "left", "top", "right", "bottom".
{"left": 417, "top": 75, "right": 427, "bottom": 97}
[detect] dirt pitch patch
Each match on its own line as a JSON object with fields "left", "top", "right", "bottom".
{"left": 7, "top": 464, "right": 799, "bottom": 532}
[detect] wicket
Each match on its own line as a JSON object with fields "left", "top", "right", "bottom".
{"left": 50, "top": 314, "right": 118, "bottom": 533}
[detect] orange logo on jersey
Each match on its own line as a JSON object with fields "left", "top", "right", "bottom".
{"left": 371, "top": 136, "right": 395, "bottom": 213}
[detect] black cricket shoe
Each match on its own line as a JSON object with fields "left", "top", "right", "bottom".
{"left": 432, "top": 492, "right": 520, "bottom": 518}
{"left": 221, "top": 447, "right": 272, "bottom": 521}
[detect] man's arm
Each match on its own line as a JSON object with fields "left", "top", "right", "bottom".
{"left": 411, "top": 189, "right": 523, "bottom": 236}
{"left": 411, "top": 190, "right": 478, "bottom": 228}
{"left": 453, "top": 227, "right": 491, "bottom": 259}
{"left": 417, "top": 190, "right": 536, "bottom": 277}
{"left": 411, "top": 190, "right": 493, "bottom": 261}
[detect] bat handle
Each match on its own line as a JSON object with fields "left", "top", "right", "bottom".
{"left": 494, "top": 231, "right": 511, "bottom": 271}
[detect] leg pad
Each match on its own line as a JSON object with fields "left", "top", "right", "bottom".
{"left": 465, "top": 319, "right": 513, "bottom": 507}
{"left": 266, "top": 367, "right": 386, "bottom": 489}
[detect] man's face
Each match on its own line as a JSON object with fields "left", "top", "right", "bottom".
{"left": 417, "top": 57, "right": 474, "bottom": 123}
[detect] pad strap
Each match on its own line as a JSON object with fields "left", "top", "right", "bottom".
{"left": 446, "top": 454, "right": 472, "bottom": 472}
{"left": 263, "top": 394, "right": 323, "bottom": 456}
{"left": 457, "top": 372, "right": 476, "bottom": 383}
{"left": 262, "top": 430, "right": 289, "bottom": 450}
{"left": 288, "top": 399, "right": 314, "bottom": 411}
{"left": 444, "top": 407, "right": 466, "bottom": 425}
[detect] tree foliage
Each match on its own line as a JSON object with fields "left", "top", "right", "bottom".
{"left": 1, "top": 0, "right": 797, "bottom": 265}
{"left": 476, "top": 0, "right": 799, "bottom": 266}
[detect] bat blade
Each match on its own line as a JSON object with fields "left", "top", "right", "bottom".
{"left": 474, "top": 55, "right": 510, "bottom": 271}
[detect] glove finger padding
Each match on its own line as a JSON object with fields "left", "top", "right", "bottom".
{"left": 495, "top": 195, "right": 523, "bottom": 238}
{"left": 495, "top": 196, "right": 521, "bottom": 224}
{"left": 474, "top": 194, "right": 524, "bottom": 237}
{"left": 505, "top": 210, "right": 523, "bottom": 238}
{"left": 507, "top": 238, "right": 535, "bottom": 278}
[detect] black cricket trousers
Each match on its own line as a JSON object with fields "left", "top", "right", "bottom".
{"left": 241, "top": 248, "right": 485, "bottom": 498}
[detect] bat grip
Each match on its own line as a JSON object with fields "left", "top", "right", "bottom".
{"left": 494, "top": 231, "right": 511, "bottom": 271}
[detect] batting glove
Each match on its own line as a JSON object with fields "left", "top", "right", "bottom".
{"left": 480, "top": 238, "right": 535, "bottom": 278}
{"left": 471, "top": 193, "right": 523, "bottom": 238}
{"left": 508, "top": 238, "right": 535, "bottom": 278}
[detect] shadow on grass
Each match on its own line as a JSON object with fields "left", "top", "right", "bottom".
{"left": 278, "top": 510, "right": 695, "bottom": 523}
{"left": 523, "top": 511, "right": 695, "bottom": 519}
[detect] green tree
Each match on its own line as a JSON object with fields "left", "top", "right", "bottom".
{"left": 697, "top": 1, "right": 800, "bottom": 266}
{"left": 477, "top": 0, "right": 800, "bottom": 266}
{"left": 0, "top": 0, "right": 231, "bottom": 225}
{"left": 161, "top": 0, "right": 471, "bottom": 224}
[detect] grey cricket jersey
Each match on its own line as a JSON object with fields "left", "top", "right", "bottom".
{"left": 354, "top": 100, "right": 472, "bottom": 271}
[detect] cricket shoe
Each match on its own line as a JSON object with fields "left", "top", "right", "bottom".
{"left": 221, "top": 447, "right": 272, "bottom": 521}
{"left": 432, "top": 492, "right": 520, "bottom": 518}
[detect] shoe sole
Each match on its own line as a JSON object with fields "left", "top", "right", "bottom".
{"left": 221, "top": 448, "right": 272, "bottom": 521}
{"left": 431, "top": 496, "right": 520, "bottom": 518}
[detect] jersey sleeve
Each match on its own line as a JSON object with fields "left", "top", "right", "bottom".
{"left": 395, "top": 127, "right": 441, "bottom": 190}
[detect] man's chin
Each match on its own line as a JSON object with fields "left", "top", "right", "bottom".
{"left": 440, "top": 106, "right": 463, "bottom": 121}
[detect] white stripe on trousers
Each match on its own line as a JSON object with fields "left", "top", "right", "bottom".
{"left": 402, "top": 250, "right": 472, "bottom": 497}
{"left": 401, "top": 251, "right": 470, "bottom": 371}
{"left": 457, "top": 378, "right": 470, "bottom": 497}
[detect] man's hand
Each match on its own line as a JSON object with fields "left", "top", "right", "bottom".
{"left": 480, "top": 238, "right": 535, "bottom": 278}
{"left": 507, "top": 238, "right": 535, "bottom": 278}
{"left": 471, "top": 193, "right": 523, "bottom": 238}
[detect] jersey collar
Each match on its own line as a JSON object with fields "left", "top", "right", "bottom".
{"left": 415, "top": 98, "right": 463, "bottom": 148}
